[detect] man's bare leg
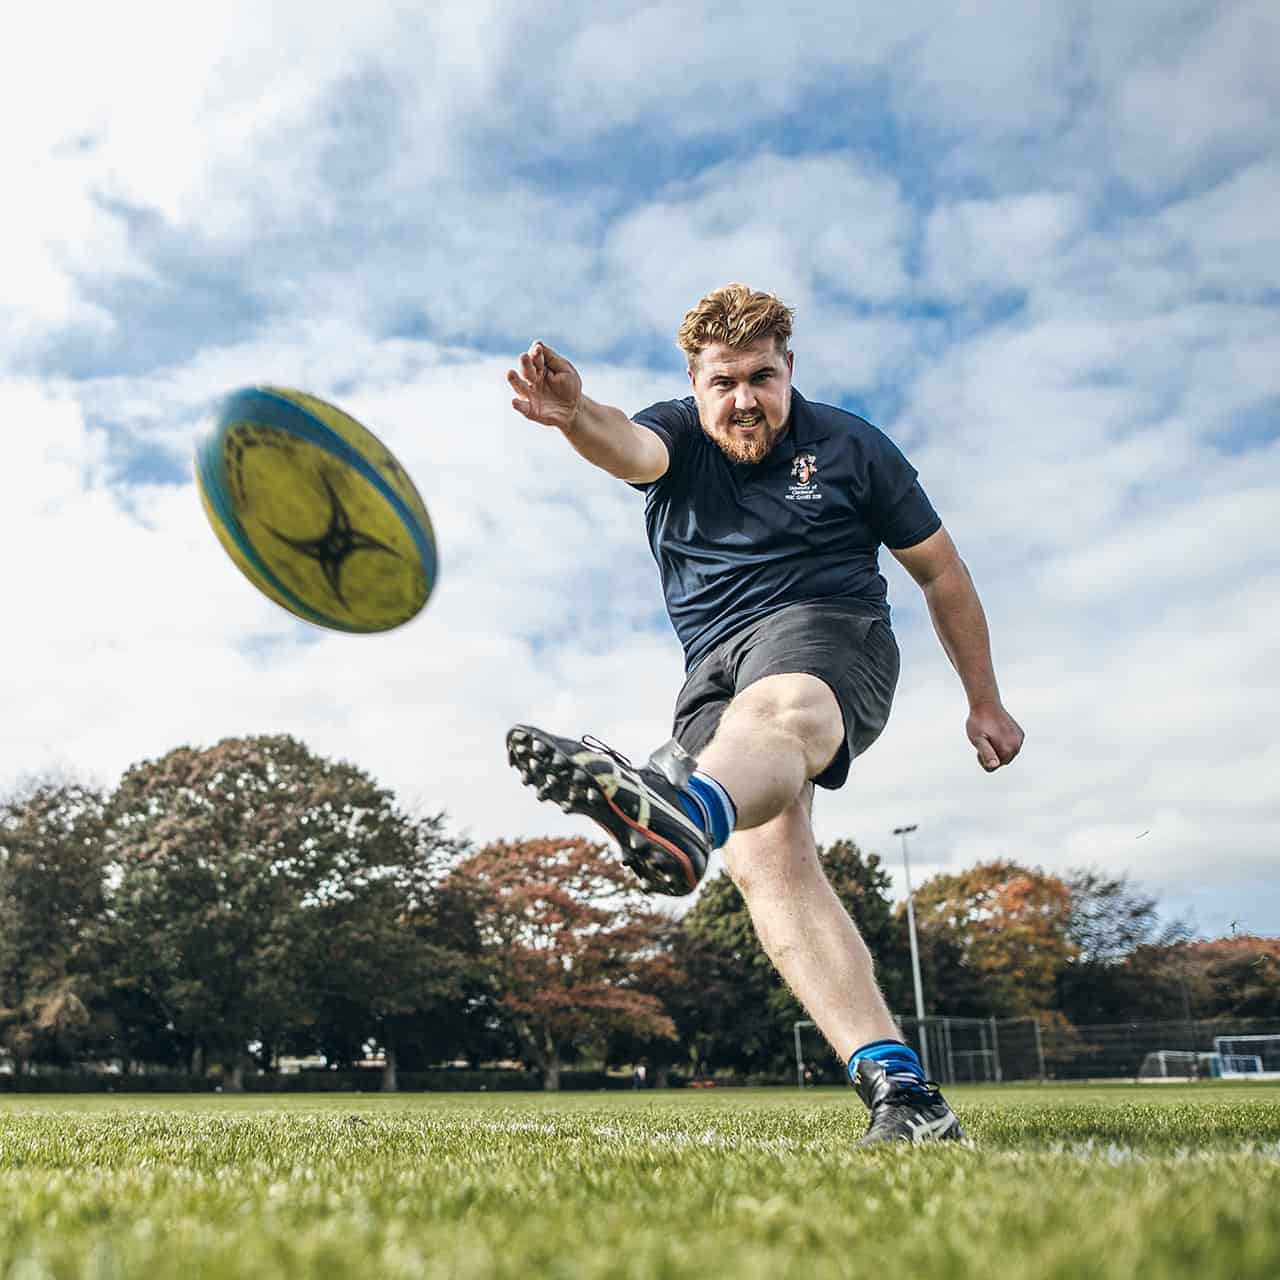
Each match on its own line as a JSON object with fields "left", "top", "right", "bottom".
{"left": 719, "top": 788, "right": 900, "bottom": 1059}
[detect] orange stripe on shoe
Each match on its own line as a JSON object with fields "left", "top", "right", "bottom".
{"left": 603, "top": 796, "right": 698, "bottom": 891}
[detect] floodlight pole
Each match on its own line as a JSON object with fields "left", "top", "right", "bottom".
{"left": 894, "top": 823, "right": 932, "bottom": 1080}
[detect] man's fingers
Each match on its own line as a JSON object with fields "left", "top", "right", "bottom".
{"left": 511, "top": 342, "right": 577, "bottom": 425}
{"left": 998, "top": 723, "right": 1025, "bottom": 765}
{"left": 977, "top": 733, "right": 1022, "bottom": 771}
{"left": 535, "top": 342, "right": 569, "bottom": 372}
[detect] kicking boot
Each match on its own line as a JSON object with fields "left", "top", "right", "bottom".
{"left": 851, "top": 1058, "right": 964, "bottom": 1146}
{"left": 505, "top": 725, "right": 709, "bottom": 896}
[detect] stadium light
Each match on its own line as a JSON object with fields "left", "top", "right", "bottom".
{"left": 893, "top": 823, "right": 932, "bottom": 1080}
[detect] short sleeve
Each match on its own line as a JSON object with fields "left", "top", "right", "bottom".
{"left": 629, "top": 397, "right": 700, "bottom": 491}
{"left": 866, "top": 428, "right": 942, "bottom": 550}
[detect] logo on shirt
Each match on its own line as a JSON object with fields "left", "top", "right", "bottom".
{"left": 786, "top": 452, "right": 821, "bottom": 502}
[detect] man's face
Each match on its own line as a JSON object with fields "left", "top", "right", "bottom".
{"left": 688, "top": 336, "right": 794, "bottom": 465}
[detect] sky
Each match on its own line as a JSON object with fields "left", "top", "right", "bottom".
{"left": 2, "top": 0, "right": 1277, "bottom": 941}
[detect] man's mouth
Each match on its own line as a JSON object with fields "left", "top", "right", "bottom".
{"left": 733, "top": 417, "right": 762, "bottom": 431}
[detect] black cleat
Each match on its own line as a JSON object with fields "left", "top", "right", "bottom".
{"left": 851, "top": 1059, "right": 964, "bottom": 1146}
{"left": 505, "top": 724, "right": 710, "bottom": 896}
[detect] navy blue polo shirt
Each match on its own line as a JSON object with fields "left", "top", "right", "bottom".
{"left": 632, "top": 389, "right": 941, "bottom": 671}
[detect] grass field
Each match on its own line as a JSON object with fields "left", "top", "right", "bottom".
{"left": 1, "top": 1083, "right": 1278, "bottom": 1279}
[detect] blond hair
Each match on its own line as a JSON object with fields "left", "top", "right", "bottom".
{"left": 677, "top": 284, "right": 795, "bottom": 365}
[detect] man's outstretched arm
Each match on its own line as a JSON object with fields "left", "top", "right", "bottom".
{"left": 507, "top": 341, "right": 668, "bottom": 483}
{"left": 892, "top": 526, "right": 1025, "bottom": 772}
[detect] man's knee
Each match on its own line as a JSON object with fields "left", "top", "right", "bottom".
{"left": 725, "top": 674, "right": 844, "bottom": 776}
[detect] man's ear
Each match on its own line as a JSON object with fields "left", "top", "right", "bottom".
{"left": 686, "top": 361, "right": 697, "bottom": 390}
{"left": 786, "top": 349, "right": 794, "bottom": 375}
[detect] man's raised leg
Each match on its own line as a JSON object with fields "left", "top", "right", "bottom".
{"left": 506, "top": 672, "right": 837, "bottom": 896}
{"left": 693, "top": 672, "right": 843, "bottom": 830}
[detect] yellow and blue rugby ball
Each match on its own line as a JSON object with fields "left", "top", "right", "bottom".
{"left": 194, "top": 386, "right": 437, "bottom": 633}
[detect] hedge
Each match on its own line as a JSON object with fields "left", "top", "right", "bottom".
{"left": 0, "top": 1068, "right": 645, "bottom": 1093}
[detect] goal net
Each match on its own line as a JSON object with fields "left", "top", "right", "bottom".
{"left": 1137, "top": 1050, "right": 1214, "bottom": 1081}
{"left": 1213, "top": 1034, "right": 1280, "bottom": 1080}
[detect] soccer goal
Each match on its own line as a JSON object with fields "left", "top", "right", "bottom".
{"left": 1137, "top": 1050, "right": 1212, "bottom": 1082}
{"left": 1213, "top": 1034, "right": 1280, "bottom": 1080}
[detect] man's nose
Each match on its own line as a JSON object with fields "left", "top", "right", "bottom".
{"left": 733, "top": 384, "right": 757, "bottom": 412}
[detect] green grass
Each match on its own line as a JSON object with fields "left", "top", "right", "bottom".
{"left": 1, "top": 1084, "right": 1278, "bottom": 1279}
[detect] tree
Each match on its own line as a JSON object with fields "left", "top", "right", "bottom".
{"left": 289, "top": 835, "right": 486, "bottom": 1089}
{"left": 1187, "top": 935, "right": 1280, "bottom": 1021}
{"left": 1056, "top": 870, "right": 1191, "bottom": 1024}
{"left": 456, "top": 838, "right": 674, "bottom": 1089}
{"left": 102, "top": 734, "right": 462, "bottom": 1087}
{"left": 606, "top": 921, "right": 746, "bottom": 1085}
{"left": 1065, "top": 870, "right": 1168, "bottom": 964}
{"left": 1105, "top": 939, "right": 1211, "bottom": 1025}
{"left": 0, "top": 780, "right": 108, "bottom": 1071}
{"left": 911, "top": 861, "right": 1075, "bottom": 1017}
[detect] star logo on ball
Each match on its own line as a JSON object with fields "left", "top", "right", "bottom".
{"left": 266, "top": 473, "right": 400, "bottom": 608}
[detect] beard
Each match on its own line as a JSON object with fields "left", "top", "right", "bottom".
{"left": 701, "top": 414, "right": 787, "bottom": 465}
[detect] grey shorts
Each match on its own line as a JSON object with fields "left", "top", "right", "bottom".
{"left": 671, "top": 601, "right": 900, "bottom": 790}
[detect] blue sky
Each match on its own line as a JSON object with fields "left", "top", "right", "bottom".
{"left": 2, "top": 0, "right": 1277, "bottom": 940}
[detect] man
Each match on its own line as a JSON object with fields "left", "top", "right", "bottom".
{"left": 504, "top": 284, "right": 1024, "bottom": 1144}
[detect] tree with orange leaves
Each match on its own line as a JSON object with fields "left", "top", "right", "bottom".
{"left": 455, "top": 837, "right": 674, "bottom": 1089}
{"left": 911, "top": 861, "right": 1076, "bottom": 1017}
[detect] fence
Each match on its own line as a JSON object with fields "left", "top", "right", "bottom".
{"left": 794, "top": 1017, "right": 1280, "bottom": 1085}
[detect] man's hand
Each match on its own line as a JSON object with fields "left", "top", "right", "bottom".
{"left": 966, "top": 702, "right": 1024, "bottom": 772}
{"left": 507, "top": 341, "right": 582, "bottom": 431}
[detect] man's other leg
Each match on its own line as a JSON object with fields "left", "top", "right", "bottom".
{"left": 705, "top": 682, "right": 963, "bottom": 1142}
{"left": 719, "top": 785, "right": 900, "bottom": 1060}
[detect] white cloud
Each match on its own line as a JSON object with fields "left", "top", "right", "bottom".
{"left": 923, "top": 194, "right": 1084, "bottom": 301}
{"left": 550, "top": 0, "right": 1079, "bottom": 146}
{"left": 0, "top": 0, "right": 532, "bottom": 357}
{"left": 1156, "top": 160, "right": 1280, "bottom": 299}
{"left": 1099, "top": 0, "right": 1278, "bottom": 193}
{"left": 600, "top": 152, "right": 913, "bottom": 379}
{"left": 1044, "top": 469, "right": 1280, "bottom": 606}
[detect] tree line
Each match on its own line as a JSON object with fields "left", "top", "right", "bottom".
{"left": 1, "top": 734, "right": 1276, "bottom": 1088}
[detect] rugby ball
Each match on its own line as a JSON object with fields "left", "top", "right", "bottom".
{"left": 194, "top": 386, "right": 437, "bottom": 633}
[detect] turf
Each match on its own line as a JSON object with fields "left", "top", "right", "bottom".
{"left": 1, "top": 1084, "right": 1277, "bottom": 1279}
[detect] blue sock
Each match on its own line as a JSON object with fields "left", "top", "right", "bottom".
{"left": 674, "top": 770, "right": 736, "bottom": 849}
{"left": 848, "top": 1039, "right": 930, "bottom": 1094}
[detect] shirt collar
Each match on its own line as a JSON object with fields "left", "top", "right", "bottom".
{"left": 783, "top": 388, "right": 821, "bottom": 447}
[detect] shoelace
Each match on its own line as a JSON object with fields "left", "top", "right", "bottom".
{"left": 881, "top": 1079, "right": 944, "bottom": 1106}
{"left": 581, "top": 734, "right": 634, "bottom": 769}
